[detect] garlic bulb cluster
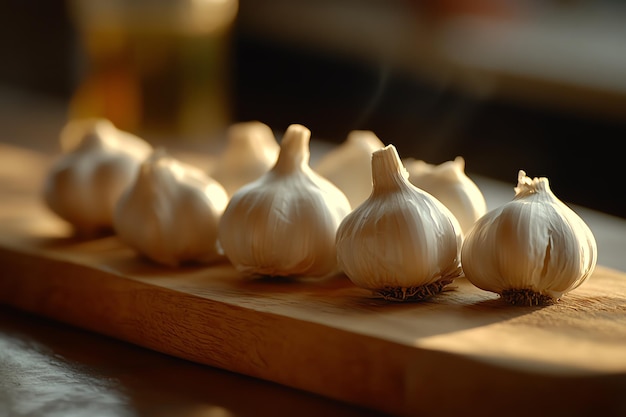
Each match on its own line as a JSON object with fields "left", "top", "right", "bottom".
{"left": 218, "top": 124, "right": 352, "bottom": 278}
{"left": 336, "top": 144, "right": 463, "bottom": 302}
{"left": 43, "top": 119, "right": 152, "bottom": 235}
{"left": 404, "top": 156, "right": 487, "bottom": 235}
{"left": 314, "top": 130, "right": 385, "bottom": 208}
{"left": 211, "top": 121, "right": 280, "bottom": 196}
{"left": 461, "top": 170, "right": 597, "bottom": 306}
{"left": 114, "top": 149, "right": 228, "bottom": 267}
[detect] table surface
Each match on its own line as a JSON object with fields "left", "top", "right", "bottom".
{"left": 1, "top": 87, "right": 625, "bottom": 417}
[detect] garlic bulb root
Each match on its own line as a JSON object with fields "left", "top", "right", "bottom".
{"left": 378, "top": 278, "right": 457, "bottom": 302}
{"left": 500, "top": 289, "right": 554, "bottom": 306}
{"left": 218, "top": 124, "right": 351, "bottom": 278}
{"left": 461, "top": 170, "right": 597, "bottom": 306}
{"left": 336, "top": 144, "right": 463, "bottom": 302}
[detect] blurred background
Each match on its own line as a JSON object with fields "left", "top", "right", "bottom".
{"left": 1, "top": 0, "right": 625, "bottom": 218}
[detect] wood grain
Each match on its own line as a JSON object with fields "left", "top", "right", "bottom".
{"left": 1, "top": 143, "right": 625, "bottom": 417}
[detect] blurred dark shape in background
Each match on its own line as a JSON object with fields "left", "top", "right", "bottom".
{"left": 0, "top": 1, "right": 76, "bottom": 97}
{"left": 1, "top": 0, "right": 625, "bottom": 218}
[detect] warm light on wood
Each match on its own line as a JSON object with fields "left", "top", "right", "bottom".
{"left": 0, "top": 143, "right": 624, "bottom": 417}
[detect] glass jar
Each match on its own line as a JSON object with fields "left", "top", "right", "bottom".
{"left": 68, "top": 0, "right": 239, "bottom": 142}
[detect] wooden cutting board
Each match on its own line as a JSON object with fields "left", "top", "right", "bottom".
{"left": 1, "top": 143, "right": 625, "bottom": 417}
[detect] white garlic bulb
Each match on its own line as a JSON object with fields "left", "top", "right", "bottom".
{"left": 43, "top": 119, "right": 152, "bottom": 235}
{"left": 404, "top": 156, "right": 487, "bottom": 234}
{"left": 336, "top": 144, "right": 463, "bottom": 302}
{"left": 211, "top": 121, "right": 280, "bottom": 196}
{"left": 461, "top": 170, "right": 597, "bottom": 305}
{"left": 114, "top": 149, "right": 228, "bottom": 267}
{"left": 218, "top": 124, "right": 352, "bottom": 278}
{"left": 314, "top": 130, "right": 385, "bottom": 208}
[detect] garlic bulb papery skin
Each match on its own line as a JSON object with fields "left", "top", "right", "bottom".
{"left": 313, "top": 130, "right": 385, "bottom": 208}
{"left": 404, "top": 156, "right": 487, "bottom": 235}
{"left": 217, "top": 124, "right": 352, "bottom": 278}
{"left": 43, "top": 119, "right": 153, "bottom": 236}
{"left": 461, "top": 170, "right": 597, "bottom": 306}
{"left": 114, "top": 149, "right": 229, "bottom": 267}
{"left": 336, "top": 144, "right": 464, "bottom": 302}
{"left": 211, "top": 121, "right": 280, "bottom": 196}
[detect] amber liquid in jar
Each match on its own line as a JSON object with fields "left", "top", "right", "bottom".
{"left": 69, "top": 0, "right": 238, "bottom": 142}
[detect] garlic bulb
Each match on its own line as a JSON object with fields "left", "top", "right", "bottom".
{"left": 114, "top": 149, "right": 228, "bottom": 267}
{"left": 314, "top": 130, "right": 385, "bottom": 208}
{"left": 336, "top": 144, "right": 463, "bottom": 302}
{"left": 461, "top": 170, "right": 597, "bottom": 306}
{"left": 211, "top": 121, "right": 280, "bottom": 196}
{"left": 218, "top": 124, "right": 352, "bottom": 278}
{"left": 404, "top": 156, "right": 487, "bottom": 234}
{"left": 43, "top": 119, "right": 152, "bottom": 235}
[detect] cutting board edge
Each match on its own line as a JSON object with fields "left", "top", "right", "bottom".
{"left": 2, "top": 242, "right": 626, "bottom": 417}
